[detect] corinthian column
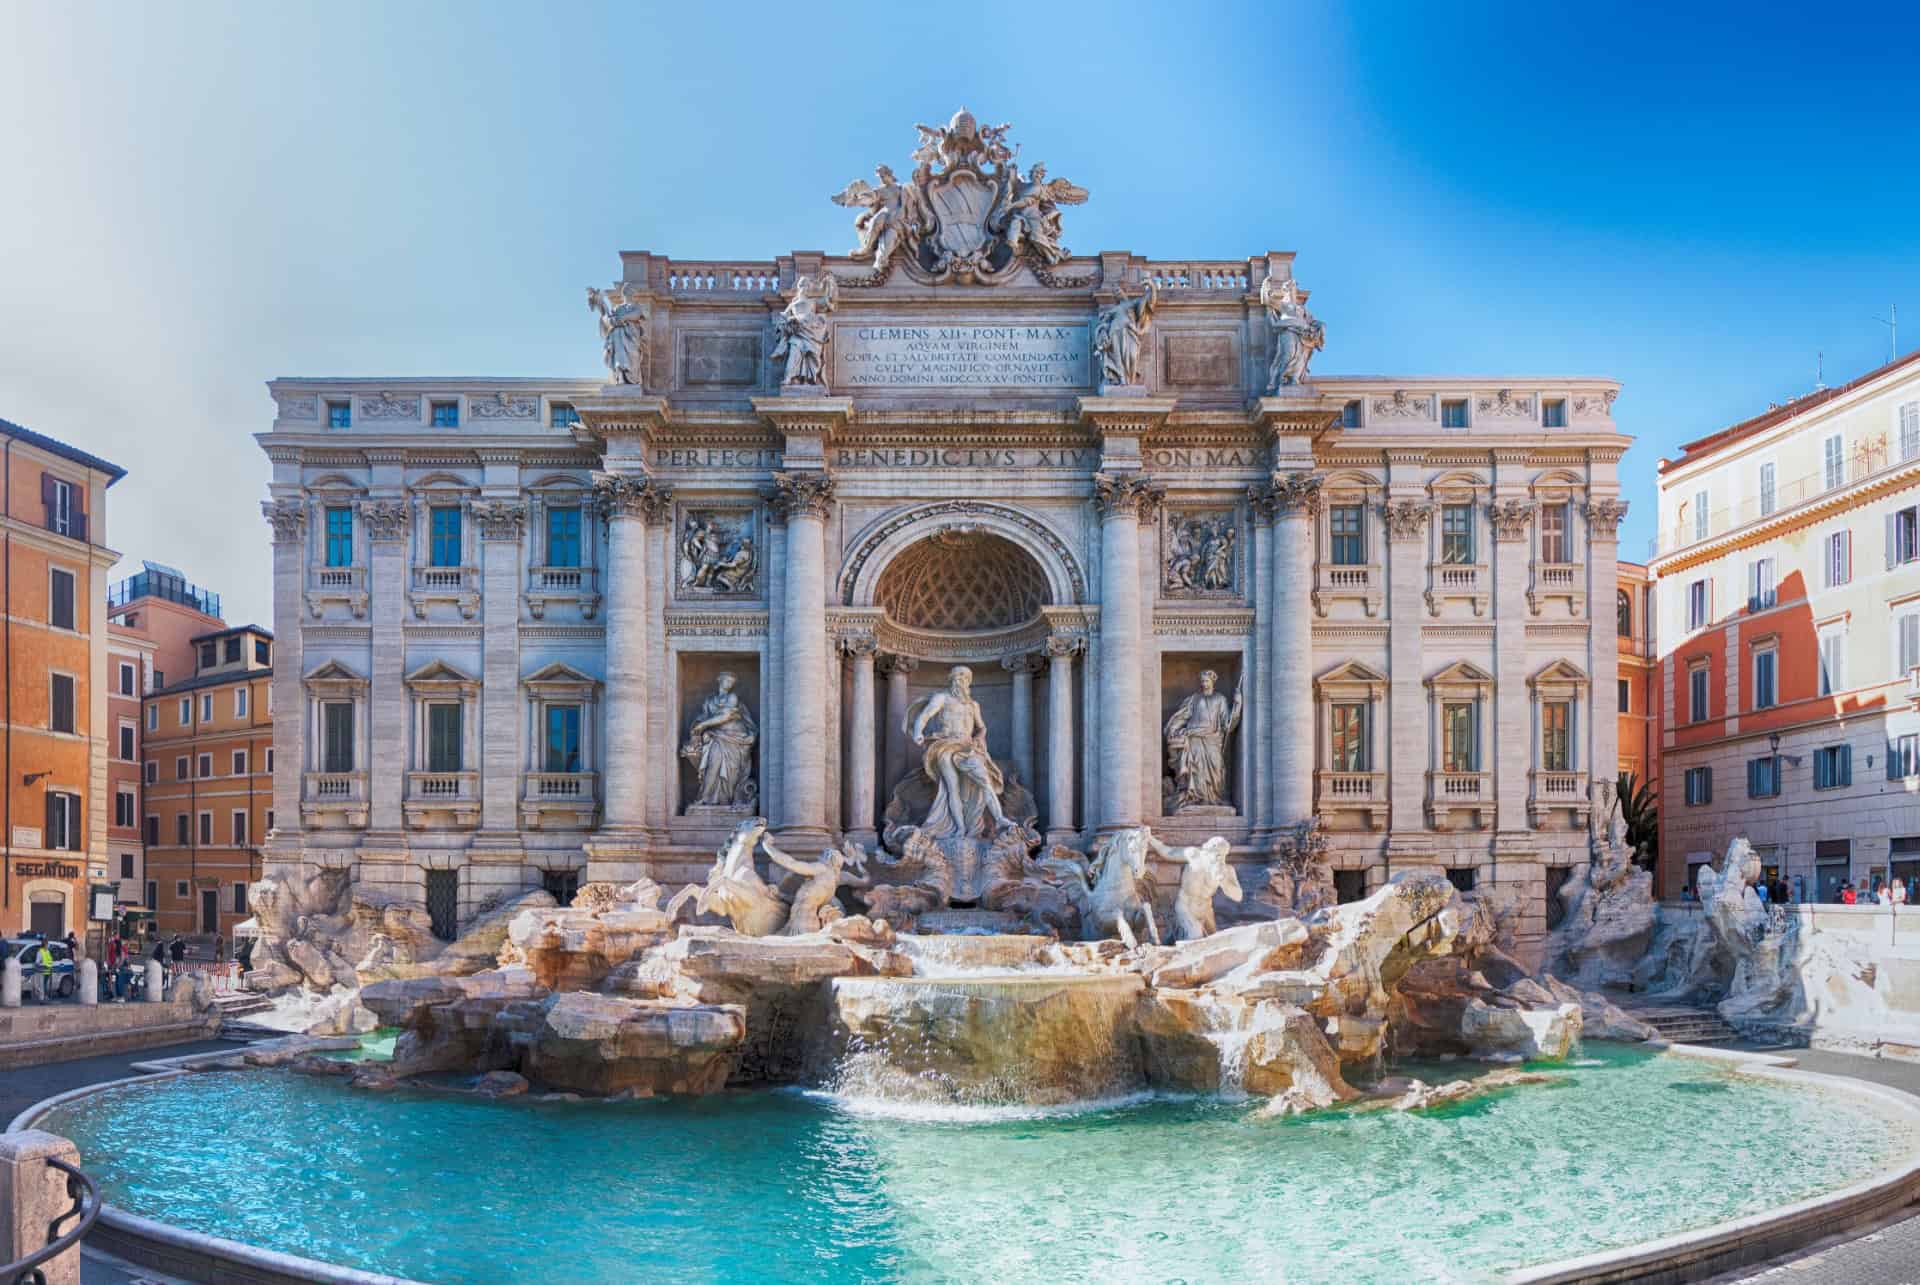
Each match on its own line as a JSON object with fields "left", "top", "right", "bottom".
{"left": 772, "top": 471, "right": 835, "bottom": 851}
{"left": 1003, "top": 653, "right": 1038, "bottom": 794}
{"left": 1268, "top": 471, "right": 1321, "bottom": 825}
{"left": 357, "top": 497, "right": 412, "bottom": 835}
{"left": 1093, "top": 472, "right": 1162, "bottom": 832}
{"left": 1044, "top": 635, "right": 1082, "bottom": 843}
{"left": 593, "top": 473, "right": 672, "bottom": 832}
{"left": 843, "top": 637, "right": 878, "bottom": 846}
{"left": 261, "top": 499, "right": 306, "bottom": 867}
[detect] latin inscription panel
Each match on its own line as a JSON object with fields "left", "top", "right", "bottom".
{"left": 834, "top": 324, "right": 1089, "bottom": 389}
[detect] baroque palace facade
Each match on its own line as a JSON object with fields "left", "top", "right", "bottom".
{"left": 259, "top": 112, "right": 1628, "bottom": 963}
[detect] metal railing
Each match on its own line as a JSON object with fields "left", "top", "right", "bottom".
{"left": 4, "top": 1155, "right": 98, "bottom": 1285}
{"left": 1652, "top": 439, "right": 1920, "bottom": 558}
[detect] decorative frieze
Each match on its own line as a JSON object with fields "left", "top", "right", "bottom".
{"left": 472, "top": 500, "right": 529, "bottom": 542}
{"left": 275, "top": 394, "right": 317, "bottom": 422}
{"left": 1489, "top": 499, "right": 1535, "bottom": 542}
{"left": 469, "top": 392, "right": 540, "bottom": 421}
{"left": 1475, "top": 389, "right": 1536, "bottom": 420}
{"left": 261, "top": 498, "right": 307, "bottom": 543}
{"left": 1382, "top": 499, "right": 1433, "bottom": 541}
{"left": 1371, "top": 390, "right": 1434, "bottom": 421}
{"left": 766, "top": 470, "right": 837, "bottom": 520}
{"left": 1092, "top": 471, "right": 1164, "bottom": 519}
{"left": 356, "top": 499, "right": 412, "bottom": 543}
{"left": 358, "top": 392, "right": 420, "bottom": 421}
{"left": 1572, "top": 391, "right": 1617, "bottom": 420}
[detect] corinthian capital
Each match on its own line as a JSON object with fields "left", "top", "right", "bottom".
{"left": 261, "top": 499, "right": 306, "bottom": 545}
{"left": 1583, "top": 497, "right": 1629, "bottom": 539}
{"left": 1043, "top": 634, "right": 1085, "bottom": 661}
{"left": 1092, "top": 471, "right": 1164, "bottom": 520}
{"left": 1267, "top": 470, "right": 1323, "bottom": 518}
{"left": 1489, "top": 499, "right": 1535, "bottom": 542}
{"left": 356, "top": 499, "right": 412, "bottom": 544}
{"left": 767, "top": 471, "right": 837, "bottom": 521}
{"left": 1382, "top": 499, "right": 1433, "bottom": 541}
{"left": 472, "top": 500, "right": 528, "bottom": 542}
{"left": 593, "top": 473, "right": 674, "bottom": 524}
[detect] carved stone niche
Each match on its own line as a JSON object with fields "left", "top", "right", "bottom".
{"left": 1159, "top": 652, "right": 1243, "bottom": 818}
{"left": 677, "top": 653, "right": 762, "bottom": 818}
{"left": 676, "top": 505, "right": 760, "bottom": 599}
{"left": 1161, "top": 507, "right": 1240, "bottom": 598}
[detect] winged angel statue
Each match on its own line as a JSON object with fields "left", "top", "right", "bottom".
{"left": 829, "top": 109, "right": 1089, "bottom": 283}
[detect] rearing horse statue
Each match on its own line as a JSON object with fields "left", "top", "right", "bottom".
{"left": 1038, "top": 826, "right": 1160, "bottom": 947}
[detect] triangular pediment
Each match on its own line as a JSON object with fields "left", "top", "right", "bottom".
{"left": 522, "top": 661, "right": 600, "bottom": 689}
{"left": 1316, "top": 659, "right": 1388, "bottom": 692}
{"left": 1528, "top": 659, "right": 1589, "bottom": 687}
{"left": 303, "top": 659, "right": 365, "bottom": 684}
{"left": 1426, "top": 660, "right": 1493, "bottom": 688}
{"left": 405, "top": 658, "right": 478, "bottom": 686}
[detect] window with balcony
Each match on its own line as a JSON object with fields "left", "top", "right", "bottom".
{"left": 1746, "top": 557, "right": 1776, "bottom": 611}
{"left": 1753, "top": 645, "right": 1777, "bottom": 709}
{"left": 1747, "top": 756, "right": 1780, "bottom": 798}
{"left": 1440, "top": 504, "right": 1473, "bottom": 564}
{"left": 45, "top": 475, "right": 77, "bottom": 538}
{"left": 49, "top": 567, "right": 75, "bottom": 630}
{"left": 1330, "top": 702, "right": 1371, "bottom": 771}
{"left": 430, "top": 506, "right": 463, "bottom": 567}
{"left": 1692, "top": 489, "right": 1709, "bottom": 541}
{"left": 1758, "top": 462, "right": 1776, "bottom": 515}
{"left": 545, "top": 704, "right": 583, "bottom": 773}
{"left": 1688, "top": 664, "right": 1709, "bottom": 723}
{"left": 1540, "top": 700, "right": 1572, "bottom": 771}
{"left": 327, "top": 401, "right": 351, "bottom": 428}
{"left": 430, "top": 400, "right": 459, "bottom": 427}
{"left": 1684, "top": 766, "right": 1712, "bottom": 805}
{"left": 1538, "top": 503, "right": 1570, "bottom": 563}
{"left": 1328, "top": 505, "right": 1365, "bottom": 565}
{"left": 325, "top": 506, "right": 354, "bottom": 566}
{"left": 547, "top": 506, "right": 583, "bottom": 569}
{"left": 1441, "top": 399, "right": 1468, "bottom": 428}
{"left": 1542, "top": 398, "right": 1566, "bottom": 428}
{"left": 427, "top": 703, "right": 464, "bottom": 773}
{"left": 1813, "top": 744, "right": 1852, "bottom": 789}
{"left": 1441, "top": 702, "right": 1478, "bottom": 772}
{"left": 1824, "top": 434, "right": 1844, "bottom": 489}
{"left": 323, "top": 702, "right": 356, "bottom": 772}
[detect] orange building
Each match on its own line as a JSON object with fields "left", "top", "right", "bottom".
{"left": 106, "top": 619, "right": 154, "bottom": 909}
{"left": 140, "top": 623, "right": 274, "bottom": 938}
{"left": 1615, "top": 561, "right": 1660, "bottom": 787}
{"left": 1, "top": 416, "right": 126, "bottom": 941}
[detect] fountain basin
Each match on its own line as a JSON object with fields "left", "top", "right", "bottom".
{"left": 826, "top": 972, "right": 1146, "bottom": 1106}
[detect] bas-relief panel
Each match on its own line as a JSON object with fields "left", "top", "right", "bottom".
{"left": 1161, "top": 508, "right": 1240, "bottom": 599}
{"left": 676, "top": 505, "right": 760, "bottom": 599}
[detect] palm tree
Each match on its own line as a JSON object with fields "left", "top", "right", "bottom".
{"left": 1616, "top": 771, "right": 1658, "bottom": 872}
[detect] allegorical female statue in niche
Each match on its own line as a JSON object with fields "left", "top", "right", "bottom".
{"left": 908, "top": 665, "right": 1013, "bottom": 839}
{"left": 682, "top": 673, "right": 758, "bottom": 809}
{"left": 1163, "top": 670, "right": 1243, "bottom": 812}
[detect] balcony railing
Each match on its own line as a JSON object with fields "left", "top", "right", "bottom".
{"left": 412, "top": 566, "right": 474, "bottom": 592}
{"left": 527, "top": 771, "right": 595, "bottom": 799}
{"left": 1315, "top": 769, "right": 1386, "bottom": 829}
{"left": 1528, "top": 768, "right": 1591, "bottom": 827}
{"left": 409, "top": 771, "right": 477, "bottom": 800}
{"left": 530, "top": 566, "right": 594, "bottom": 593}
{"left": 1137, "top": 261, "right": 1253, "bottom": 292}
{"left": 521, "top": 771, "right": 599, "bottom": 829}
{"left": 310, "top": 565, "right": 366, "bottom": 591}
{"left": 666, "top": 263, "right": 781, "bottom": 293}
{"left": 1427, "top": 769, "right": 1491, "bottom": 826}
{"left": 1313, "top": 563, "right": 1383, "bottom": 616}
{"left": 1653, "top": 441, "right": 1920, "bottom": 558}
{"left": 304, "top": 772, "right": 364, "bottom": 801}
{"left": 1426, "top": 561, "right": 1489, "bottom": 615}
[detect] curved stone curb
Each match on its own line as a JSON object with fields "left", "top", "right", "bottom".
{"left": 1512, "top": 1044, "right": 1920, "bottom": 1283}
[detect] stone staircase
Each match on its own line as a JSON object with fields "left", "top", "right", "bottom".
{"left": 210, "top": 991, "right": 275, "bottom": 1022}
{"left": 1631, "top": 1006, "right": 1741, "bottom": 1046}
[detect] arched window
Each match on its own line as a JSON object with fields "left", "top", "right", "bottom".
{"left": 1616, "top": 588, "right": 1633, "bottom": 638}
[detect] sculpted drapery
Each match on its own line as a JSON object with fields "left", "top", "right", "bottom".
{"left": 1164, "top": 670, "right": 1243, "bottom": 810}
{"left": 909, "top": 665, "right": 1012, "bottom": 839}
{"left": 683, "top": 674, "right": 757, "bottom": 807}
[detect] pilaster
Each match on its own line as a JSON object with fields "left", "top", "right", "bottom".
{"left": 358, "top": 495, "right": 411, "bottom": 839}
{"left": 1383, "top": 496, "right": 1432, "bottom": 836}
{"left": 1585, "top": 497, "right": 1628, "bottom": 841}
{"left": 473, "top": 500, "right": 526, "bottom": 842}
{"left": 1264, "top": 470, "right": 1321, "bottom": 828}
{"left": 1490, "top": 464, "right": 1535, "bottom": 837}
{"left": 1091, "top": 471, "right": 1162, "bottom": 832}
{"left": 262, "top": 499, "right": 307, "bottom": 867}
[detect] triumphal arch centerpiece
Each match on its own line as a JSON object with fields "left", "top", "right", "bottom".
{"left": 260, "top": 109, "right": 1628, "bottom": 964}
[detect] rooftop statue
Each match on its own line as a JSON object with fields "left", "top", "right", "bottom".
{"left": 831, "top": 109, "right": 1087, "bottom": 285}
{"left": 585, "top": 285, "right": 647, "bottom": 387}
{"left": 771, "top": 273, "right": 837, "bottom": 388}
{"left": 1093, "top": 283, "right": 1158, "bottom": 391}
{"left": 1261, "top": 275, "right": 1325, "bottom": 390}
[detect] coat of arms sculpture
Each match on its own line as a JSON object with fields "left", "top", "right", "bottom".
{"left": 831, "top": 108, "right": 1089, "bottom": 285}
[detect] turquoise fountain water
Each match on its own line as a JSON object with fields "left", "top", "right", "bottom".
{"left": 44, "top": 1045, "right": 1912, "bottom": 1284}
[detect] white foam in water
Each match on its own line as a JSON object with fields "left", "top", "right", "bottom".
{"left": 800, "top": 1085, "right": 1170, "bottom": 1124}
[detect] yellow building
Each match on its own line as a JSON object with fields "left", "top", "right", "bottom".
{"left": 141, "top": 624, "right": 274, "bottom": 938}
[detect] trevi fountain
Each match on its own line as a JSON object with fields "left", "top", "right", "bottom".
{"left": 27, "top": 111, "right": 1920, "bottom": 1284}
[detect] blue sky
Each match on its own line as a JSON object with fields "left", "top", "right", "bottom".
{"left": 3, "top": 0, "right": 1916, "bottom": 625}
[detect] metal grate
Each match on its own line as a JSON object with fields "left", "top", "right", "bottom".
{"left": 541, "top": 869, "right": 580, "bottom": 908}
{"left": 425, "top": 870, "right": 459, "bottom": 942}
{"left": 1544, "top": 866, "right": 1573, "bottom": 929}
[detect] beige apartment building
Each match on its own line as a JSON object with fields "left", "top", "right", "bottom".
{"left": 1652, "top": 349, "right": 1920, "bottom": 901}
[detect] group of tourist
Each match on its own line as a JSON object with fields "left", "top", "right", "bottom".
{"left": 1835, "top": 880, "right": 1909, "bottom": 906}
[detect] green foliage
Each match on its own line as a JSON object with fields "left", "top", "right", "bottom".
{"left": 1617, "top": 770, "right": 1658, "bottom": 872}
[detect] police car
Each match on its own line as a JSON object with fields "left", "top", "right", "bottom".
{"left": 4, "top": 935, "right": 78, "bottom": 998}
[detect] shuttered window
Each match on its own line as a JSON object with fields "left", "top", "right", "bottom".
{"left": 322, "top": 702, "right": 355, "bottom": 772}
{"left": 49, "top": 568, "right": 75, "bottom": 629}
{"left": 45, "top": 791, "right": 81, "bottom": 850}
{"left": 427, "top": 704, "right": 463, "bottom": 773}
{"left": 50, "top": 673, "right": 75, "bottom": 733}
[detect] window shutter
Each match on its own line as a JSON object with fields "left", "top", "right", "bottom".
{"left": 1843, "top": 530, "right": 1852, "bottom": 583}
{"left": 1703, "top": 766, "right": 1712, "bottom": 803}
{"left": 40, "top": 473, "right": 54, "bottom": 507}
{"left": 1891, "top": 740, "right": 1902, "bottom": 782}
{"left": 1748, "top": 759, "right": 1760, "bottom": 795}
{"left": 1840, "top": 744, "right": 1852, "bottom": 786}
{"left": 74, "top": 793, "right": 83, "bottom": 850}
{"left": 1890, "top": 514, "right": 1900, "bottom": 570}
{"left": 44, "top": 792, "right": 56, "bottom": 847}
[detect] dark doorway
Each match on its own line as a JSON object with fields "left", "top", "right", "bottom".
{"left": 1446, "top": 867, "right": 1478, "bottom": 894}
{"left": 201, "top": 889, "right": 219, "bottom": 934}
{"left": 1544, "top": 866, "right": 1574, "bottom": 929}
{"left": 28, "top": 899, "right": 64, "bottom": 938}
{"left": 1334, "top": 869, "right": 1366, "bottom": 904}
{"left": 541, "top": 869, "right": 580, "bottom": 908}
{"left": 1815, "top": 839, "right": 1851, "bottom": 903}
{"left": 425, "top": 869, "right": 459, "bottom": 941}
